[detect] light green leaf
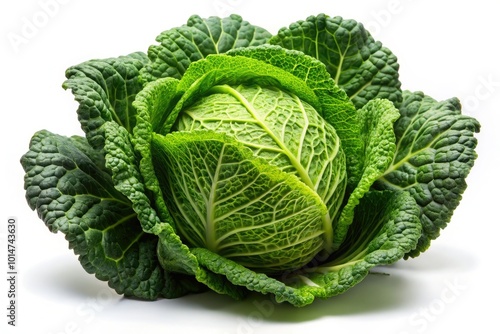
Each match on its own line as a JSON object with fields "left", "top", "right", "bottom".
{"left": 151, "top": 130, "right": 328, "bottom": 274}
{"left": 377, "top": 91, "right": 480, "bottom": 256}
{"left": 103, "top": 121, "right": 167, "bottom": 233}
{"left": 288, "top": 190, "right": 421, "bottom": 301}
{"left": 175, "top": 83, "right": 346, "bottom": 243}
{"left": 142, "top": 53, "right": 350, "bottom": 245}
{"left": 164, "top": 53, "right": 320, "bottom": 136}
{"left": 270, "top": 14, "right": 402, "bottom": 109}
{"left": 191, "top": 190, "right": 421, "bottom": 307}
{"left": 63, "top": 52, "right": 149, "bottom": 149}
{"left": 141, "top": 14, "right": 271, "bottom": 83}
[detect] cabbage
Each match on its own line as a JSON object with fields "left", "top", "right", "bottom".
{"left": 20, "top": 14, "right": 479, "bottom": 306}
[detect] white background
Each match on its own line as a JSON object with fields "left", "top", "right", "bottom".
{"left": 1, "top": 1, "right": 498, "bottom": 333}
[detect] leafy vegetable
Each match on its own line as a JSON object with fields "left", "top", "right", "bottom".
{"left": 21, "top": 13, "right": 479, "bottom": 307}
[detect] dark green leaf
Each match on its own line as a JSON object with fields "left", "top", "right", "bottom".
{"left": 63, "top": 52, "right": 149, "bottom": 149}
{"left": 377, "top": 91, "right": 480, "bottom": 256}
{"left": 333, "top": 99, "right": 399, "bottom": 249}
{"left": 270, "top": 14, "right": 402, "bottom": 109}
{"left": 141, "top": 14, "right": 271, "bottom": 83}
{"left": 20, "top": 130, "right": 189, "bottom": 299}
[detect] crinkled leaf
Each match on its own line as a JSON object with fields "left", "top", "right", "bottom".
{"left": 151, "top": 130, "right": 328, "bottom": 274}
{"left": 192, "top": 247, "right": 314, "bottom": 306}
{"left": 132, "top": 77, "right": 181, "bottom": 224}
{"left": 156, "top": 222, "right": 249, "bottom": 301}
{"left": 289, "top": 190, "right": 421, "bottom": 300}
{"left": 377, "top": 91, "right": 480, "bottom": 257}
{"left": 103, "top": 120, "right": 242, "bottom": 297}
{"left": 141, "top": 14, "right": 271, "bottom": 83}
{"left": 333, "top": 99, "right": 399, "bottom": 249}
{"left": 160, "top": 53, "right": 320, "bottom": 135}
{"left": 227, "top": 45, "right": 363, "bottom": 190}
{"left": 191, "top": 190, "right": 421, "bottom": 307}
{"left": 20, "top": 130, "right": 175, "bottom": 299}
{"left": 270, "top": 14, "right": 402, "bottom": 109}
{"left": 103, "top": 121, "right": 160, "bottom": 233}
{"left": 63, "top": 52, "right": 149, "bottom": 149}
{"left": 174, "top": 82, "right": 346, "bottom": 250}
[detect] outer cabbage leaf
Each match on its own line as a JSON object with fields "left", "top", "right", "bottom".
{"left": 153, "top": 205, "right": 250, "bottom": 301}
{"left": 63, "top": 52, "right": 149, "bottom": 149}
{"left": 332, "top": 98, "right": 399, "bottom": 249}
{"left": 151, "top": 130, "right": 328, "bottom": 274}
{"left": 377, "top": 91, "right": 480, "bottom": 256}
{"left": 103, "top": 121, "right": 161, "bottom": 233}
{"left": 20, "top": 130, "right": 184, "bottom": 299}
{"left": 270, "top": 14, "right": 402, "bottom": 109}
{"left": 141, "top": 14, "right": 271, "bottom": 83}
{"left": 191, "top": 190, "right": 421, "bottom": 307}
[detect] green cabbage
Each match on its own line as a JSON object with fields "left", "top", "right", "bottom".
{"left": 20, "top": 14, "right": 480, "bottom": 306}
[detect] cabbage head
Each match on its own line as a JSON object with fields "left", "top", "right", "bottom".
{"left": 21, "top": 14, "right": 480, "bottom": 306}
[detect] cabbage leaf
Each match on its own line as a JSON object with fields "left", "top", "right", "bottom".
{"left": 270, "top": 14, "right": 402, "bottom": 109}
{"left": 377, "top": 91, "right": 480, "bottom": 256}
{"left": 141, "top": 14, "right": 272, "bottom": 83}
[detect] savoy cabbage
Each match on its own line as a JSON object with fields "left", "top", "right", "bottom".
{"left": 20, "top": 14, "right": 479, "bottom": 306}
